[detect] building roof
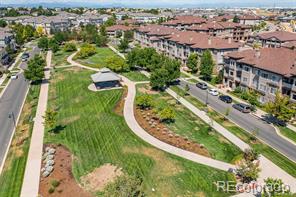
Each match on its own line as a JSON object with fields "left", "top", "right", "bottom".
{"left": 225, "top": 48, "right": 296, "bottom": 77}
{"left": 188, "top": 21, "right": 250, "bottom": 31}
{"left": 282, "top": 41, "right": 296, "bottom": 49}
{"left": 257, "top": 31, "right": 296, "bottom": 42}
{"left": 162, "top": 15, "right": 206, "bottom": 26}
{"left": 137, "top": 24, "right": 179, "bottom": 36}
{"left": 238, "top": 14, "right": 262, "bottom": 20}
{"left": 106, "top": 24, "right": 134, "bottom": 32}
{"left": 91, "top": 68, "right": 121, "bottom": 83}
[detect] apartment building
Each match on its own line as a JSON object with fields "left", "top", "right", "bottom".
{"left": 223, "top": 47, "right": 296, "bottom": 103}
{"left": 106, "top": 25, "right": 135, "bottom": 37}
{"left": 77, "top": 14, "right": 110, "bottom": 26}
{"left": 238, "top": 14, "right": 262, "bottom": 26}
{"left": 162, "top": 15, "right": 206, "bottom": 30}
{"left": 188, "top": 21, "right": 252, "bottom": 41}
{"left": 115, "top": 12, "right": 160, "bottom": 23}
{"left": 254, "top": 31, "right": 296, "bottom": 48}
{"left": 135, "top": 24, "right": 241, "bottom": 65}
{"left": 0, "top": 27, "right": 15, "bottom": 49}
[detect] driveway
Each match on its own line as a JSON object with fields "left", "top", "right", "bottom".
{"left": 178, "top": 80, "right": 296, "bottom": 162}
{"left": 0, "top": 46, "right": 40, "bottom": 173}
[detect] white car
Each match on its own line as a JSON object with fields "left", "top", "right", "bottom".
{"left": 11, "top": 75, "right": 18, "bottom": 80}
{"left": 208, "top": 88, "right": 219, "bottom": 96}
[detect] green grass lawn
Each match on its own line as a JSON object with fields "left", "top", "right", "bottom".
{"left": 137, "top": 84, "right": 242, "bottom": 164}
{"left": 45, "top": 67, "right": 236, "bottom": 196}
{"left": 0, "top": 84, "right": 40, "bottom": 197}
{"left": 121, "top": 70, "right": 149, "bottom": 82}
{"left": 75, "top": 47, "right": 120, "bottom": 69}
{"left": 279, "top": 127, "right": 296, "bottom": 144}
{"left": 172, "top": 85, "right": 296, "bottom": 178}
{"left": 52, "top": 50, "right": 73, "bottom": 67}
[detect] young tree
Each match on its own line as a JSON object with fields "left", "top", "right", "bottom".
{"left": 118, "top": 38, "right": 129, "bottom": 52}
{"left": 48, "top": 38, "right": 59, "bottom": 53}
{"left": 43, "top": 109, "right": 58, "bottom": 132}
{"left": 236, "top": 160, "right": 261, "bottom": 183}
{"left": 63, "top": 42, "right": 77, "bottom": 52}
{"left": 243, "top": 149, "right": 259, "bottom": 162}
{"left": 263, "top": 178, "right": 290, "bottom": 196}
{"left": 187, "top": 53, "right": 199, "bottom": 73}
{"left": 38, "top": 36, "right": 49, "bottom": 50}
{"left": 163, "top": 57, "right": 181, "bottom": 83}
{"left": 136, "top": 94, "right": 154, "bottom": 109}
{"left": 184, "top": 84, "right": 190, "bottom": 95}
{"left": 265, "top": 92, "right": 296, "bottom": 122}
{"left": 95, "top": 35, "right": 108, "bottom": 47}
{"left": 24, "top": 55, "right": 45, "bottom": 83}
{"left": 233, "top": 15, "right": 239, "bottom": 23}
{"left": 0, "top": 19, "right": 7, "bottom": 27}
{"left": 36, "top": 26, "right": 44, "bottom": 37}
{"left": 76, "top": 44, "right": 96, "bottom": 59}
{"left": 99, "top": 25, "right": 107, "bottom": 36}
{"left": 158, "top": 107, "right": 176, "bottom": 123}
{"left": 123, "top": 30, "right": 134, "bottom": 41}
{"left": 200, "top": 50, "right": 215, "bottom": 81}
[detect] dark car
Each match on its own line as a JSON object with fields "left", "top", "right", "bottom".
{"left": 232, "top": 103, "right": 251, "bottom": 113}
{"left": 219, "top": 95, "right": 233, "bottom": 103}
{"left": 196, "top": 82, "right": 207, "bottom": 90}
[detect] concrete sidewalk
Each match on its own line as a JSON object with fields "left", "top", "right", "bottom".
{"left": 20, "top": 51, "right": 52, "bottom": 197}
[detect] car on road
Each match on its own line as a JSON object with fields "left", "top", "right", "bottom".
{"left": 208, "top": 88, "right": 219, "bottom": 96}
{"left": 232, "top": 103, "right": 251, "bottom": 113}
{"left": 10, "top": 75, "right": 18, "bottom": 80}
{"left": 196, "top": 82, "right": 207, "bottom": 90}
{"left": 21, "top": 53, "right": 29, "bottom": 62}
{"left": 219, "top": 95, "right": 233, "bottom": 103}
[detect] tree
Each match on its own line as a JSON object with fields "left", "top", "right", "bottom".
{"left": 53, "top": 31, "right": 67, "bottom": 44}
{"left": 104, "top": 16, "right": 116, "bottom": 27}
{"left": 43, "top": 109, "right": 58, "bottom": 132}
{"left": 187, "top": 53, "right": 199, "bottom": 73}
{"left": 38, "top": 36, "right": 49, "bottom": 50}
{"left": 243, "top": 149, "right": 259, "bottom": 162}
{"left": 123, "top": 30, "right": 134, "bottom": 41}
{"left": 158, "top": 107, "right": 175, "bottom": 123}
{"left": 263, "top": 178, "right": 290, "bottom": 196}
{"left": 24, "top": 55, "right": 45, "bottom": 83}
{"left": 36, "top": 26, "right": 44, "bottom": 37}
{"left": 116, "top": 31, "right": 122, "bottom": 38}
{"left": 236, "top": 160, "right": 261, "bottom": 183}
{"left": 0, "top": 19, "right": 7, "bottom": 27}
{"left": 118, "top": 38, "right": 129, "bottom": 52}
{"left": 233, "top": 15, "right": 239, "bottom": 23}
{"left": 136, "top": 94, "right": 154, "bottom": 109}
{"left": 150, "top": 68, "right": 169, "bottom": 90}
{"left": 265, "top": 92, "right": 296, "bottom": 122}
{"left": 200, "top": 50, "right": 215, "bottom": 81}
{"left": 106, "top": 56, "right": 129, "bottom": 72}
{"left": 76, "top": 44, "right": 96, "bottom": 59}
{"left": 184, "top": 84, "right": 190, "bottom": 95}
{"left": 63, "top": 42, "right": 77, "bottom": 52}
{"left": 95, "top": 35, "right": 108, "bottom": 47}
{"left": 99, "top": 25, "right": 107, "bottom": 36}
{"left": 163, "top": 57, "right": 181, "bottom": 83}
{"left": 48, "top": 38, "right": 59, "bottom": 53}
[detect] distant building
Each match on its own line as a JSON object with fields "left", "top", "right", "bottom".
{"left": 255, "top": 31, "right": 296, "bottom": 48}
{"left": 0, "top": 27, "right": 15, "bottom": 49}
{"left": 91, "top": 68, "right": 122, "bottom": 90}
{"left": 238, "top": 15, "right": 262, "bottom": 26}
{"left": 223, "top": 47, "right": 296, "bottom": 103}
{"left": 106, "top": 25, "right": 135, "bottom": 37}
{"left": 162, "top": 15, "right": 206, "bottom": 30}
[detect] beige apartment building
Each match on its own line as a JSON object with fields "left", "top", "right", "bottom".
{"left": 254, "top": 31, "right": 296, "bottom": 48}
{"left": 223, "top": 47, "right": 296, "bottom": 103}
{"left": 135, "top": 24, "right": 241, "bottom": 65}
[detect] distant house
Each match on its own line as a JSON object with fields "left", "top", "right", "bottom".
{"left": 0, "top": 27, "right": 15, "bottom": 49}
{"left": 238, "top": 15, "right": 262, "bottom": 26}
{"left": 106, "top": 25, "right": 135, "bottom": 37}
{"left": 91, "top": 68, "right": 122, "bottom": 90}
{"left": 255, "top": 31, "right": 296, "bottom": 48}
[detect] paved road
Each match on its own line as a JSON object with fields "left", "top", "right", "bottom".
{"left": 179, "top": 80, "right": 296, "bottom": 162}
{"left": 0, "top": 46, "right": 40, "bottom": 172}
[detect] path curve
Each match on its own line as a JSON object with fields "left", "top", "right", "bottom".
{"left": 67, "top": 51, "right": 235, "bottom": 172}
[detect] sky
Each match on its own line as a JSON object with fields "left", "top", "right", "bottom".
{"left": 1, "top": 0, "right": 296, "bottom": 7}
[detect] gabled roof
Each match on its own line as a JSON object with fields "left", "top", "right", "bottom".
{"left": 91, "top": 68, "right": 121, "bottom": 83}
{"left": 162, "top": 15, "right": 206, "bottom": 26}
{"left": 258, "top": 31, "right": 296, "bottom": 42}
{"left": 106, "top": 25, "right": 134, "bottom": 32}
{"left": 225, "top": 48, "right": 296, "bottom": 77}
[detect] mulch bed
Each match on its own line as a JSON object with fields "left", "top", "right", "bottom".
{"left": 135, "top": 107, "right": 211, "bottom": 157}
{"left": 39, "top": 144, "right": 93, "bottom": 197}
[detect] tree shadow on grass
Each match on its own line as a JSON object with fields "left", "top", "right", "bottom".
{"left": 51, "top": 125, "right": 67, "bottom": 134}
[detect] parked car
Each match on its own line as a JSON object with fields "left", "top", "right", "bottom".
{"left": 196, "top": 82, "right": 207, "bottom": 90}
{"left": 232, "top": 103, "right": 251, "bottom": 113}
{"left": 11, "top": 74, "right": 18, "bottom": 80}
{"left": 21, "top": 53, "right": 29, "bottom": 61}
{"left": 208, "top": 88, "right": 219, "bottom": 96}
{"left": 219, "top": 95, "right": 233, "bottom": 103}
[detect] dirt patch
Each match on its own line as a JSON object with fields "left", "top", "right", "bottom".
{"left": 39, "top": 145, "right": 93, "bottom": 197}
{"left": 81, "top": 164, "right": 123, "bottom": 193}
{"left": 61, "top": 115, "right": 80, "bottom": 125}
{"left": 138, "top": 86, "right": 158, "bottom": 95}
{"left": 113, "top": 86, "right": 128, "bottom": 116}
{"left": 64, "top": 66, "right": 83, "bottom": 73}
{"left": 135, "top": 108, "right": 211, "bottom": 157}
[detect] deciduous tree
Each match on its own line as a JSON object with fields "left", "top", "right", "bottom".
{"left": 187, "top": 53, "right": 199, "bottom": 73}
{"left": 200, "top": 50, "right": 215, "bottom": 80}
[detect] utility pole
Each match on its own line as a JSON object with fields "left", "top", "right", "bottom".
{"left": 8, "top": 112, "right": 16, "bottom": 129}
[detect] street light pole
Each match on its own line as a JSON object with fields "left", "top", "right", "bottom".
{"left": 8, "top": 112, "right": 16, "bottom": 129}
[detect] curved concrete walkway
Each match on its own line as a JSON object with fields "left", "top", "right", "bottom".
{"left": 67, "top": 51, "right": 235, "bottom": 172}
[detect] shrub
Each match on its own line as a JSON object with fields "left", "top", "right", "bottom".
{"left": 76, "top": 44, "right": 96, "bottom": 59}
{"left": 158, "top": 107, "right": 175, "bottom": 123}
{"left": 48, "top": 187, "right": 55, "bottom": 194}
{"left": 243, "top": 149, "right": 259, "bottom": 162}
{"left": 63, "top": 42, "right": 77, "bottom": 52}
{"left": 51, "top": 179, "right": 60, "bottom": 188}
{"left": 136, "top": 94, "right": 154, "bottom": 109}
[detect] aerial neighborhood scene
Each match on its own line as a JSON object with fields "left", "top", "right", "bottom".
{"left": 1, "top": 0, "right": 296, "bottom": 196}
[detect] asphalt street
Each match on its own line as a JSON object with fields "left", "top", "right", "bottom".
{"left": 178, "top": 80, "right": 296, "bottom": 162}
{"left": 0, "top": 46, "right": 40, "bottom": 170}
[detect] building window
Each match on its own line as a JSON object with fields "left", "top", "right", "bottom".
{"left": 261, "top": 73, "right": 268, "bottom": 79}
{"left": 293, "top": 94, "right": 296, "bottom": 100}
{"left": 270, "top": 87, "right": 277, "bottom": 94}
{"left": 244, "top": 66, "right": 250, "bottom": 72}
{"left": 230, "top": 71, "right": 234, "bottom": 76}
{"left": 243, "top": 77, "right": 248, "bottom": 82}
{"left": 271, "top": 75, "right": 277, "bottom": 82}
{"left": 259, "top": 84, "right": 267, "bottom": 91}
